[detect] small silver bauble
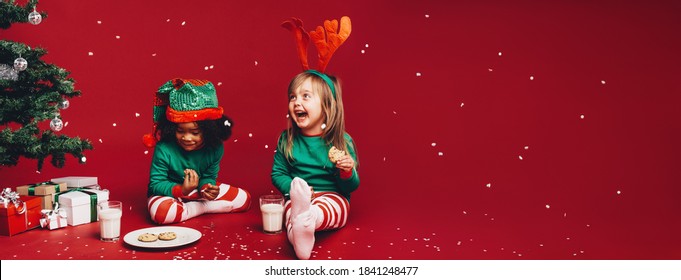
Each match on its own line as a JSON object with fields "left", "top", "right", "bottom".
{"left": 58, "top": 99, "right": 70, "bottom": 109}
{"left": 28, "top": 10, "right": 42, "bottom": 25}
{"left": 13, "top": 57, "right": 27, "bottom": 71}
{"left": 50, "top": 118, "right": 64, "bottom": 132}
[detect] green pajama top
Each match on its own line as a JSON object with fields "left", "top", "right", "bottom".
{"left": 148, "top": 140, "right": 223, "bottom": 197}
{"left": 271, "top": 132, "right": 360, "bottom": 201}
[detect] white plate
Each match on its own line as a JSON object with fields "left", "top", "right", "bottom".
{"left": 123, "top": 226, "right": 202, "bottom": 249}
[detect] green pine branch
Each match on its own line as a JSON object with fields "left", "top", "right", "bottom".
{"left": 0, "top": 0, "right": 47, "bottom": 29}
{"left": 1, "top": 0, "right": 92, "bottom": 171}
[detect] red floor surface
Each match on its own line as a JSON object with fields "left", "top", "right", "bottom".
{"left": 1, "top": 0, "right": 680, "bottom": 260}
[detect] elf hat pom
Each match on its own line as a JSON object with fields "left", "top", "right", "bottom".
{"left": 142, "top": 78, "right": 224, "bottom": 148}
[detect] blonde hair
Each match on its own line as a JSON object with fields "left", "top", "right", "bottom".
{"left": 281, "top": 72, "right": 355, "bottom": 161}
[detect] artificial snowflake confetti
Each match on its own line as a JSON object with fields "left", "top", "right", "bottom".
{"left": 530, "top": 75, "right": 534, "bottom": 80}
{"left": 181, "top": 21, "right": 186, "bottom": 26}
{"left": 486, "top": 183, "right": 491, "bottom": 188}
{"left": 115, "top": 35, "right": 120, "bottom": 39}
{"left": 135, "top": 113, "right": 140, "bottom": 117}
{"left": 112, "top": 123, "right": 117, "bottom": 127}
{"left": 601, "top": 80, "right": 606, "bottom": 85}
{"left": 580, "top": 114, "right": 585, "bottom": 119}
{"left": 416, "top": 72, "right": 422, "bottom": 77}
{"left": 545, "top": 204, "right": 550, "bottom": 209}
{"left": 519, "top": 155, "right": 523, "bottom": 160}
{"left": 97, "top": 20, "right": 102, "bottom": 24}
{"left": 88, "top": 52, "right": 94, "bottom": 56}
{"left": 498, "top": 52, "right": 502, "bottom": 56}
{"left": 431, "top": 142, "right": 437, "bottom": 147}
{"left": 617, "top": 190, "right": 621, "bottom": 195}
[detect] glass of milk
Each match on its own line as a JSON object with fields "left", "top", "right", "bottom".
{"left": 260, "top": 194, "right": 284, "bottom": 234}
{"left": 98, "top": 201, "right": 122, "bottom": 242}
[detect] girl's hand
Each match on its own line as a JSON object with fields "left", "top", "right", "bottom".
{"left": 201, "top": 184, "right": 220, "bottom": 200}
{"left": 182, "top": 169, "right": 199, "bottom": 195}
{"left": 335, "top": 155, "right": 355, "bottom": 172}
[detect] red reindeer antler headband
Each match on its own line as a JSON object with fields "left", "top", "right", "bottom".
{"left": 282, "top": 16, "right": 352, "bottom": 97}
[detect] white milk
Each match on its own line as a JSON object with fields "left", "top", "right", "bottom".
{"left": 98, "top": 208, "right": 122, "bottom": 240}
{"left": 260, "top": 203, "right": 284, "bottom": 233}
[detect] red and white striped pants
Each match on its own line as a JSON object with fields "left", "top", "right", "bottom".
{"left": 284, "top": 192, "right": 350, "bottom": 232}
{"left": 147, "top": 183, "right": 251, "bottom": 224}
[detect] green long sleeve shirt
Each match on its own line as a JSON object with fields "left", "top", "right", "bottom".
{"left": 271, "top": 132, "right": 360, "bottom": 201}
{"left": 147, "top": 140, "right": 223, "bottom": 197}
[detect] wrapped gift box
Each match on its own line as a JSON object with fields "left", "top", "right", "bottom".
{"left": 51, "top": 176, "right": 98, "bottom": 189}
{"left": 40, "top": 206, "right": 68, "bottom": 230}
{"left": 16, "top": 181, "right": 67, "bottom": 210}
{"left": 57, "top": 189, "right": 109, "bottom": 226}
{"left": 0, "top": 195, "right": 42, "bottom": 236}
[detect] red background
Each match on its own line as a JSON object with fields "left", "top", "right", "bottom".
{"left": 0, "top": 0, "right": 679, "bottom": 260}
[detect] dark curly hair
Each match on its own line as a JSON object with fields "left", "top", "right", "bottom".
{"left": 156, "top": 115, "right": 233, "bottom": 148}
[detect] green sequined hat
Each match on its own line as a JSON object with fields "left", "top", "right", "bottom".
{"left": 143, "top": 78, "right": 224, "bottom": 147}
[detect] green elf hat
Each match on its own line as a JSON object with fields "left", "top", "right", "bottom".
{"left": 142, "top": 78, "right": 224, "bottom": 148}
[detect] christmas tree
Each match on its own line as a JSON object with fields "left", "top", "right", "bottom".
{"left": 1, "top": 0, "right": 92, "bottom": 171}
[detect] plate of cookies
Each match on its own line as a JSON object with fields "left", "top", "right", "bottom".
{"left": 123, "top": 226, "right": 202, "bottom": 249}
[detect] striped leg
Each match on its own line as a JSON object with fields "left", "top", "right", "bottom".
{"left": 285, "top": 192, "right": 350, "bottom": 233}
{"left": 147, "top": 196, "right": 200, "bottom": 224}
{"left": 203, "top": 183, "right": 252, "bottom": 213}
{"left": 147, "top": 184, "right": 251, "bottom": 224}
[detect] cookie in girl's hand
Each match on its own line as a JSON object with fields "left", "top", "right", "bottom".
{"left": 328, "top": 146, "right": 346, "bottom": 163}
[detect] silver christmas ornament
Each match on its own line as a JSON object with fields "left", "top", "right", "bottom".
{"left": 13, "top": 57, "right": 27, "bottom": 71}
{"left": 50, "top": 118, "right": 64, "bottom": 132}
{"left": 28, "top": 10, "right": 42, "bottom": 25}
{"left": 58, "top": 99, "right": 70, "bottom": 109}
